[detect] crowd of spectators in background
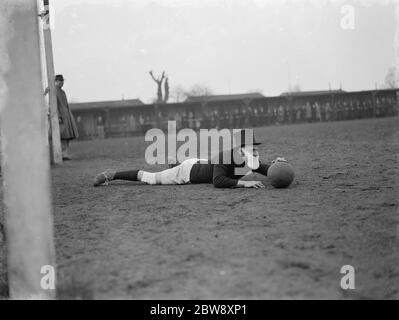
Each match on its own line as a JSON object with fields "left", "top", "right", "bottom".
{"left": 163, "top": 95, "right": 398, "bottom": 132}
{"left": 85, "top": 93, "right": 398, "bottom": 139}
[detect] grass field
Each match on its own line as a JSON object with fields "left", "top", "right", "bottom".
{"left": 1, "top": 117, "right": 399, "bottom": 299}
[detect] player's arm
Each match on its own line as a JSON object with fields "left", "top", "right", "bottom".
{"left": 213, "top": 164, "right": 239, "bottom": 188}
{"left": 213, "top": 164, "right": 265, "bottom": 189}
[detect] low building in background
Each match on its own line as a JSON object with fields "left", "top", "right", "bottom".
{"left": 70, "top": 89, "right": 399, "bottom": 140}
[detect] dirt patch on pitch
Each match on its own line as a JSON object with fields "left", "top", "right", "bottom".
{"left": 1, "top": 118, "right": 399, "bottom": 299}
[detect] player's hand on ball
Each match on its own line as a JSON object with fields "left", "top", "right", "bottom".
{"left": 272, "top": 157, "right": 288, "bottom": 165}
{"left": 244, "top": 181, "right": 265, "bottom": 189}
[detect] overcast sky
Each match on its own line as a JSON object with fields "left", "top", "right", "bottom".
{"left": 50, "top": 0, "right": 398, "bottom": 103}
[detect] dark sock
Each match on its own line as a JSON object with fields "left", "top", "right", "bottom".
{"left": 114, "top": 170, "right": 139, "bottom": 181}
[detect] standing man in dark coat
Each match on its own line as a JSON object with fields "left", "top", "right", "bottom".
{"left": 45, "top": 74, "right": 79, "bottom": 160}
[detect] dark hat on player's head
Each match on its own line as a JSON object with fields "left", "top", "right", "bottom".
{"left": 233, "top": 129, "right": 261, "bottom": 148}
{"left": 55, "top": 74, "right": 64, "bottom": 81}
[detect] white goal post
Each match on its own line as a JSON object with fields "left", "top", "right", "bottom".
{"left": 0, "top": 0, "right": 56, "bottom": 299}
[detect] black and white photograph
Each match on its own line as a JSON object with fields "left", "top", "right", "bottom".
{"left": 0, "top": 0, "right": 398, "bottom": 304}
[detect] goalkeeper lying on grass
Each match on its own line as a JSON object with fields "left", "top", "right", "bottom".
{"left": 93, "top": 130, "right": 286, "bottom": 189}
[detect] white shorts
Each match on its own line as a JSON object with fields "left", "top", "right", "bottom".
{"left": 158, "top": 158, "right": 206, "bottom": 185}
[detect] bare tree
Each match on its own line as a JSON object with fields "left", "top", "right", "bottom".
{"left": 185, "top": 84, "right": 213, "bottom": 97}
{"left": 170, "top": 84, "right": 214, "bottom": 102}
{"left": 149, "top": 70, "right": 166, "bottom": 103}
{"left": 164, "top": 77, "right": 169, "bottom": 103}
{"left": 170, "top": 85, "right": 187, "bottom": 103}
{"left": 384, "top": 67, "right": 397, "bottom": 89}
{"left": 287, "top": 83, "right": 302, "bottom": 93}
